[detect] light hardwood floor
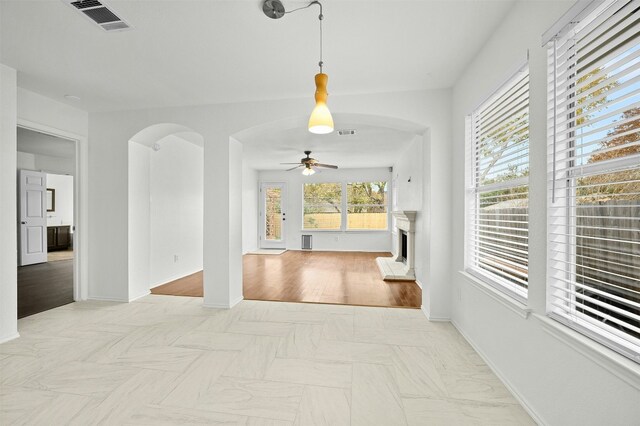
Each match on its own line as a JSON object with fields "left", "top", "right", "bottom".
{"left": 0, "top": 295, "right": 533, "bottom": 425}
{"left": 152, "top": 251, "right": 422, "bottom": 308}
{"left": 151, "top": 270, "right": 203, "bottom": 297}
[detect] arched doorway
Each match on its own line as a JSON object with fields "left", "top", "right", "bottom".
{"left": 231, "top": 113, "right": 429, "bottom": 308}
{"left": 128, "top": 124, "right": 204, "bottom": 300}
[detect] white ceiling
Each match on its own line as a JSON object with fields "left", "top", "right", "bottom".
{"left": 0, "top": 0, "right": 516, "bottom": 112}
{"left": 17, "top": 127, "right": 75, "bottom": 158}
{"left": 236, "top": 113, "right": 422, "bottom": 169}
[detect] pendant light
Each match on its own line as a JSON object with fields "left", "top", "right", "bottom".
{"left": 263, "top": 1, "right": 334, "bottom": 134}
{"left": 307, "top": 3, "right": 334, "bottom": 134}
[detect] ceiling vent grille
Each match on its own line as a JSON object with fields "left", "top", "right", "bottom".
{"left": 63, "top": 0, "right": 132, "bottom": 32}
{"left": 338, "top": 129, "right": 357, "bottom": 136}
{"left": 70, "top": 0, "right": 102, "bottom": 9}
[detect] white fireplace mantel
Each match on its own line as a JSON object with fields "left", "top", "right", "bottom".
{"left": 376, "top": 210, "right": 418, "bottom": 281}
{"left": 392, "top": 210, "right": 417, "bottom": 233}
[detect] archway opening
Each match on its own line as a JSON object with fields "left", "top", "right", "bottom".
{"left": 128, "top": 123, "right": 204, "bottom": 300}
{"left": 232, "top": 113, "right": 429, "bottom": 309}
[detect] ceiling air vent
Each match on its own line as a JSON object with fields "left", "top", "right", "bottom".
{"left": 338, "top": 129, "right": 357, "bottom": 136}
{"left": 70, "top": 0, "right": 102, "bottom": 9}
{"left": 63, "top": 0, "right": 132, "bottom": 32}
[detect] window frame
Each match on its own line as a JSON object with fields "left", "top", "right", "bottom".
{"left": 301, "top": 182, "right": 343, "bottom": 231}
{"left": 346, "top": 181, "right": 389, "bottom": 231}
{"left": 465, "top": 63, "right": 531, "bottom": 303}
{"left": 301, "top": 181, "right": 390, "bottom": 232}
{"left": 546, "top": 0, "right": 640, "bottom": 363}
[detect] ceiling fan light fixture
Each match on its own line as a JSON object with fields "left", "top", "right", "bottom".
{"left": 302, "top": 165, "right": 316, "bottom": 176}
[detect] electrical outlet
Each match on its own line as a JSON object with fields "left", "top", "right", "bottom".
{"left": 174, "top": 255, "right": 179, "bottom": 263}
{"left": 334, "top": 236, "right": 339, "bottom": 242}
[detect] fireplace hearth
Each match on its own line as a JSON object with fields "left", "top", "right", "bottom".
{"left": 376, "top": 211, "right": 417, "bottom": 281}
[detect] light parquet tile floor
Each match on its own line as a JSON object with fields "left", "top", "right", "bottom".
{"left": 0, "top": 295, "right": 534, "bottom": 425}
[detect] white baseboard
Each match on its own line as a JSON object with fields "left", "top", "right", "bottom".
{"left": 0, "top": 332, "right": 20, "bottom": 345}
{"left": 128, "top": 291, "right": 150, "bottom": 302}
{"left": 421, "top": 304, "right": 450, "bottom": 322}
{"left": 230, "top": 295, "right": 244, "bottom": 308}
{"left": 203, "top": 295, "right": 244, "bottom": 310}
{"left": 87, "top": 295, "right": 128, "bottom": 303}
{"left": 451, "top": 319, "right": 545, "bottom": 426}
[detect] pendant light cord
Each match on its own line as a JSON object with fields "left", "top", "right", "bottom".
{"left": 319, "top": 10, "right": 323, "bottom": 73}
{"left": 285, "top": 1, "right": 324, "bottom": 73}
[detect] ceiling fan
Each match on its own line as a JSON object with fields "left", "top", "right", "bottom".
{"left": 281, "top": 151, "right": 338, "bottom": 175}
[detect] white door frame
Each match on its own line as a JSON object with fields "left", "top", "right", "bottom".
{"left": 259, "top": 182, "right": 287, "bottom": 249}
{"left": 17, "top": 119, "right": 88, "bottom": 301}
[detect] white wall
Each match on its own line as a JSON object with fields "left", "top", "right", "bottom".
{"left": 149, "top": 135, "right": 203, "bottom": 288}
{"left": 0, "top": 64, "right": 18, "bottom": 343}
{"left": 393, "top": 137, "right": 424, "bottom": 211}
{"left": 258, "top": 167, "right": 393, "bottom": 252}
{"left": 16, "top": 151, "right": 35, "bottom": 170}
{"left": 450, "top": 2, "right": 640, "bottom": 425}
{"left": 242, "top": 162, "right": 259, "bottom": 254}
{"left": 227, "top": 139, "right": 243, "bottom": 307}
{"left": 16, "top": 152, "right": 74, "bottom": 176}
{"left": 45, "top": 174, "right": 73, "bottom": 227}
{"left": 128, "top": 141, "right": 151, "bottom": 301}
{"left": 392, "top": 136, "right": 426, "bottom": 283}
{"left": 17, "top": 88, "right": 88, "bottom": 137}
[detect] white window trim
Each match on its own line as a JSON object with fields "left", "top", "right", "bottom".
{"left": 545, "top": 0, "right": 640, "bottom": 363}
{"left": 464, "top": 62, "right": 530, "bottom": 302}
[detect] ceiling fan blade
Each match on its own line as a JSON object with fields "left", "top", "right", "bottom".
{"left": 285, "top": 165, "right": 303, "bottom": 171}
{"left": 280, "top": 162, "right": 303, "bottom": 165}
{"left": 315, "top": 163, "right": 338, "bottom": 169}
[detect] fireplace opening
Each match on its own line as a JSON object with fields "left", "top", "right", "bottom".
{"left": 401, "top": 231, "right": 407, "bottom": 264}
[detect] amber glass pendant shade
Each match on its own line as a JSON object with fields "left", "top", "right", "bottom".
{"left": 308, "top": 73, "right": 334, "bottom": 134}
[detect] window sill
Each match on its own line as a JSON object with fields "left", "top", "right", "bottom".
{"left": 459, "top": 271, "right": 531, "bottom": 319}
{"left": 534, "top": 314, "right": 640, "bottom": 390}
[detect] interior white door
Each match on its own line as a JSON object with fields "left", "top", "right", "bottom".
{"left": 19, "top": 170, "right": 48, "bottom": 266}
{"left": 260, "top": 182, "right": 287, "bottom": 249}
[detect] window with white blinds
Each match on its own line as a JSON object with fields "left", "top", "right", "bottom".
{"left": 547, "top": 0, "right": 640, "bottom": 362}
{"left": 466, "top": 65, "right": 530, "bottom": 301}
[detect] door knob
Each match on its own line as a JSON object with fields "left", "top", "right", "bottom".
{"left": 21, "top": 221, "right": 26, "bottom": 225}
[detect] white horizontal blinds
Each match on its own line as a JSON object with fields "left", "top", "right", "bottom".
{"left": 468, "top": 66, "right": 530, "bottom": 299}
{"left": 548, "top": 0, "right": 640, "bottom": 361}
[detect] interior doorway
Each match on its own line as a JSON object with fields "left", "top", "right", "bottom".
{"left": 127, "top": 123, "right": 204, "bottom": 300}
{"left": 16, "top": 127, "right": 76, "bottom": 318}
